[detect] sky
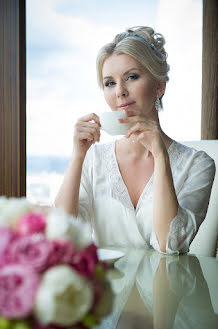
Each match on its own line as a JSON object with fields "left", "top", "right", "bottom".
{"left": 26, "top": 0, "right": 202, "bottom": 156}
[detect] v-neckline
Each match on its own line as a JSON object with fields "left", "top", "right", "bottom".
{"left": 111, "top": 140, "right": 175, "bottom": 212}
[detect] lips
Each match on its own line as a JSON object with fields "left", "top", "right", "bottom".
{"left": 118, "top": 102, "right": 135, "bottom": 109}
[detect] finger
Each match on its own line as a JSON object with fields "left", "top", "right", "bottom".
{"left": 79, "top": 121, "right": 101, "bottom": 131}
{"left": 78, "top": 113, "right": 101, "bottom": 126}
{"left": 79, "top": 129, "right": 99, "bottom": 143}
{"left": 126, "top": 122, "right": 144, "bottom": 136}
{"left": 136, "top": 131, "right": 150, "bottom": 141}
{"left": 77, "top": 130, "right": 99, "bottom": 143}
{"left": 126, "top": 123, "right": 152, "bottom": 138}
{"left": 78, "top": 132, "right": 94, "bottom": 141}
{"left": 76, "top": 122, "right": 100, "bottom": 135}
{"left": 75, "top": 122, "right": 100, "bottom": 141}
{"left": 77, "top": 125, "right": 100, "bottom": 135}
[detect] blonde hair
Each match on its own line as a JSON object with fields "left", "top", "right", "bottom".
{"left": 96, "top": 26, "right": 170, "bottom": 88}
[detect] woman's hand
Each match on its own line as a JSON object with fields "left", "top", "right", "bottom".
{"left": 119, "top": 109, "right": 167, "bottom": 159}
{"left": 73, "top": 113, "right": 101, "bottom": 159}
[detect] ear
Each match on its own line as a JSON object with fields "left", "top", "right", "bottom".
{"left": 157, "top": 80, "right": 166, "bottom": 97}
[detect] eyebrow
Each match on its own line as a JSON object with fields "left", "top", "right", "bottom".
{"left": 103, "top": 68, "right": 141, "bottom": 80}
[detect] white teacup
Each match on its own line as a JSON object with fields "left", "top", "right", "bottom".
{"left": 99, "top": 111, "right": 130, "bottom": 136}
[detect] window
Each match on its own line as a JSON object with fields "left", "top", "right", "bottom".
{"left": 27, "top": 0, "right": 202, "bottom": 205}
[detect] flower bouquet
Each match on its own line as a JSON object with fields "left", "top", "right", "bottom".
{"left": 0, "top": 197, "right": 113, "bottom": 329}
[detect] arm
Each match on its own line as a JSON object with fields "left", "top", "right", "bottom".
{"left": 153, "top": 151, "right": 178, "bottom": 252}
{"left": 153, "top": 257, "right": 180, "bottom": 329}
{"left": 55, "top": 113, "right": 101, "bottom": 216}
{"left": 55, "top": 154, "right": 84, "bottom": 216}
{"left": 163, "top": 152, "right": 215, "bottom": 253}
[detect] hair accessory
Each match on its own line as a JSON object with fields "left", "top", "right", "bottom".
{"left": 155, "top": 96, "right": 160, "bottom": 111}
{"left": 129, "top": 33, "right": 163, "bottom": 59}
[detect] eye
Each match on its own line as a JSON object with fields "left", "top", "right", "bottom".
{"left": 127, "top": 74, "right": 139, "bottom": 81}
{"left": 104, "top": 80, "right": 115, "bottom": 87}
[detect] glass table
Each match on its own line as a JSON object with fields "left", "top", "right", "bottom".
{"left": 96, "top": 248, "right": 218, "bottom": 329}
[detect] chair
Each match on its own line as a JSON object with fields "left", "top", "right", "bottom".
{"left": 181, "top": 140, "right": 218, "bottom": 257}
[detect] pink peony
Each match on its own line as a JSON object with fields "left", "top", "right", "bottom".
{"left": 17, "top": 213, "right": 46, "bottom": 235}
{"left": 49, "top": 240, "right": 75, "bottom": 267}
{"left": 0, "top": 264, "right": 40, "bottom": 318}
{"left": 5, "top": 235, "right": 53, "bottom": 272}
{"left": 71, "top": 243, "right": 98, "bottom": 278}
{"left": 0, "top": 227, "right": 15, "bottom": 267}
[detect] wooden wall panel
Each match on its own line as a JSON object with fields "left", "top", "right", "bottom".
{"left": 0, "top": 0, "right": 26, "bottom": 197}
{"left": 201, "top": 0, "right": 218, "bottom": 139}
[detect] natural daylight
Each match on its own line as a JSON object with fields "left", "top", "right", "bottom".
{"left": 26, "top": 0, "right": 202, "bottom": 205}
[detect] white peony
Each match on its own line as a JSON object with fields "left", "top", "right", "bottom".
{"left": 0, "top": 196, "right": 32, "bottom": 227}
{"left": 34, "top": 265, "right": 93, "bottom": 326}
{"left": 46, "top": 209, "right": 93, "bottom": 249}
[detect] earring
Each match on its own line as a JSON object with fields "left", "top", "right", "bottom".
{"left": 155, "top": 96, "right": 160, "bottom": 111}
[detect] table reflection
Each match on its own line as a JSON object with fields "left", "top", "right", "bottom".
{"left": 95, "top": 249, "right": 218, "bottom": 329}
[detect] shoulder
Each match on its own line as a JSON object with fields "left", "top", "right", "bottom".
{"left": 169, "top": 141, "right": 215, "bottom": 184}
{"left": 170, "top": 140, "right": 215, "bottom": 165}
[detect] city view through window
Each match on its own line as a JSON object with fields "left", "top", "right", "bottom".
{"left": 27, "top": 0, "right": 202, "bottom": 205}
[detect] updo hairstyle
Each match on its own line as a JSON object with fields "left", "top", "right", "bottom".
{"left": 96, "top": 26, "right": 170, "bottom": 89}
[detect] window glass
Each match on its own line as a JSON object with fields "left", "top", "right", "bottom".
{"left": 27, "top": 0, "right": 202, "bottom": 205}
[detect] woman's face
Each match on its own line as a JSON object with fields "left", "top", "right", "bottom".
{"left": 102, "top": 53, "right": 165, "bottom": 117}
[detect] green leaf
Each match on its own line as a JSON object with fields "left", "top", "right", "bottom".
{"left": 0, "top": 317, "right": 11, "bottom": 329}
{"left": 82, "top": 314, "right": 98, "bottom": 327}
{"left": 13, "top": 320, "right": 31, "bottom": 329}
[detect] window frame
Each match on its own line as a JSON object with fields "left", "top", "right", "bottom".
{"left": 0, "top": 0, "right": 26, "bottom": 197}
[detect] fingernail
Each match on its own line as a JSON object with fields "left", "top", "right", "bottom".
{"left": 119, "top": 118, "right": 124, "bottom": 123}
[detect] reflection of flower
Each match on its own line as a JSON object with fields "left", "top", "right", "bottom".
{"left": 0, "top": 264, "right": 40, "bottom": 318}
{"left": 0, "top": 196, "right": 113, "bottom": 329}
{"left": 94, "top": 282, "right": 114, "bottom": 318}
{"left": 34, "top": 265, "right": 93, "bottom": 326}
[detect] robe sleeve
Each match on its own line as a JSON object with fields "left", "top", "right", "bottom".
{"left": 77, "top": 149, "right": 94, "bottom": 223}
{"left": 150, "top": 151, "right": 215, "bottom": 254}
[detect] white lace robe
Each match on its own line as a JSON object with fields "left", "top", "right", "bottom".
{"left": 77, "top": 140, "right": 215, "bottom": 254}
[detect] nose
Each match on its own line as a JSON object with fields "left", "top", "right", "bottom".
{"left": 116, "top": 82, "right": 128, "bottom": 98}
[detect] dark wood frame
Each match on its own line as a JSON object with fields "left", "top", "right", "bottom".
{"left": 201, "top": 0, "right": 218, "bottom": 139}
{"left": 0, "top": 0, "right": 26, "bottom": 197}
{"left": 0, "top": 0, "right": 217, "bottom": 197}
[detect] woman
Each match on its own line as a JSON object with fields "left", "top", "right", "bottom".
{"left": 55, "top": 26, "right": 215, "bottom": 254}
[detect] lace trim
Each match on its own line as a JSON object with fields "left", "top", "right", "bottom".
{"left": 167, "top": 206, "right": 190, "bottom": 252}
{"left": 101, "top": 140, "right": 177, "bottom": 211}
{"left": 101, "top": 143, "right": 133, "bottom": 210}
